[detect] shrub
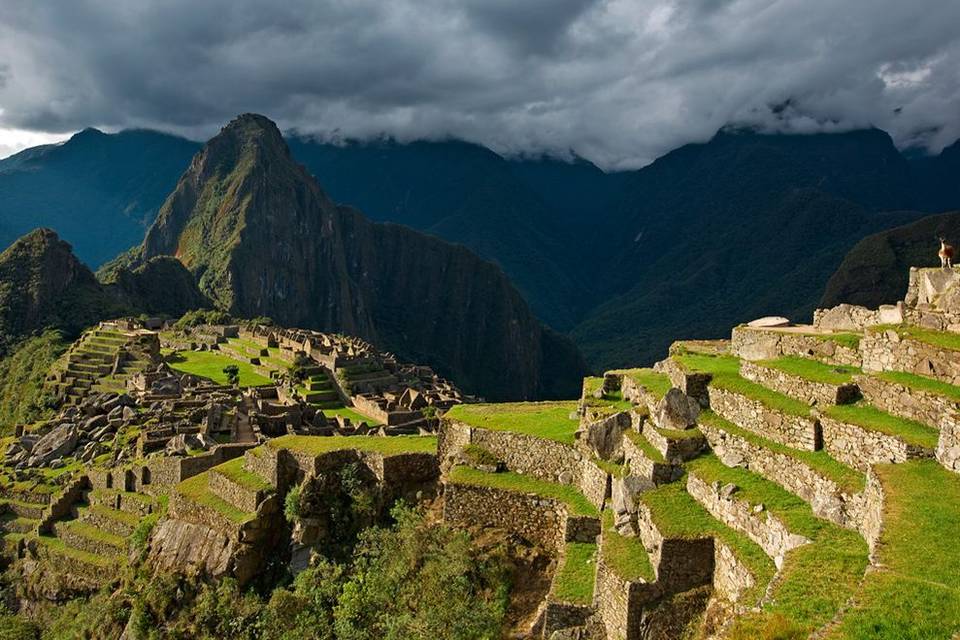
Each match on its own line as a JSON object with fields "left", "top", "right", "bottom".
{"left": 284, "top": 485, "right": 301, "bottom": 523}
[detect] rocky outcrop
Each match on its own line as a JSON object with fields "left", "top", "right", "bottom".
{"left": 130, "top": 114, "right": 587, "bottom": 401}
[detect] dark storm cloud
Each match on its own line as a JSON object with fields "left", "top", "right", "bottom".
{"left": 0, "top": 0, "right": 958, "bottom": 168}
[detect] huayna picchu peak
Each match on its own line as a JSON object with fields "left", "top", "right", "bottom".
{"left": 105, "top": 113, "right": 586, "bottom": 402}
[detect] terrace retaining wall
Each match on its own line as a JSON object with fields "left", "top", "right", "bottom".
{"left": 819, "top": 416, "right": 932, "bottom": 472}
{"left": 730, "top": 326, "right": 862, "bottom": 367}
{"left": 740, "top": 361, "right": 859, "bottom": 406}
{"left": 860, "top": 330, "right": 960, "bottom": 385}
{"left": 856, "top": 374, "right": 958, "bottom": 431}
{"left": 708, "top": 387, "right": 820, "bottom": 451}
{"left": 700, "top": 423, "right": 865, "bottom": 531}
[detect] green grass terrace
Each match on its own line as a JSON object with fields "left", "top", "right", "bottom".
{"left": 551, "top": 542, "right": 598, "bottom": 605}
{"left": 676, "top": 353, "right": 812, "bottom": 418}
{"left": 265, "top": 434, "right": 437, "bottom": 457}
{"left": 698, "top": 411, "right": 865, "bottom": 495}
{"left": 444, "top": 401, "right": 580, "bottom": 446}
{"left": 757, "top": 356, "right": 860, "bottom": 385}
{"left": 447, "top": 466, "right": 598, "bottom": 517}
{"left": 871, "top": 324, "right": 960, "bottom": 352}
{"left": 165, "top": 350, "right": 273, "bottom": 387}
{"left": 687, "top": 454, "right": 868, "bottom": 639}
{"left": 822, "top": 403, "right": 939, "bottom": 450}
{"left": 876, "top": 369, "right": 960, "bottom": 403}
{"left": 826, "top": 460, "right": 960, "bottom": 638}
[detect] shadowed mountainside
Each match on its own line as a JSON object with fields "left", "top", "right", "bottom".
{"left": 118, "top": 114, "right": 587, "bottom": 400}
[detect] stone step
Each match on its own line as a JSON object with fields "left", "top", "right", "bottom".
{"left": 698, "top": 411, "right": 865, "bottom": 531}
{"left": 636, "top": 478, "right": 774, "bottom": 605}
{"left": 818, "top": 404, "right": 938, "bottom": 472}
{"left": 642, "top": 426, "right": 707, "bottom": 463}
{"left": 622, "top": 430, "right": 682, "bottom": 485}
{"left": 51, "top": 520, "right": 126, "bottom": 557}
{"left": 856, "top": 372, "right": 960, "bottom": 432}
{"left": 303, "top": 389, "right": 338, "bottom": 403}
{"left": 304, "top": 378, "right": 333, "bottom": 391}
{"left": 207, "top": 458, "right": 275, "bottom": 513}
{"left": 34, "top": 535, "right": 118, "bottom": 581}
{"left": 1, "top": 499, "right": 46, "bottom": 520}
{"left": 740, "top": 358, "right": 861, "bottom": 406}
{"left": 684, "top": 454, "right": 870, "bottom": 638}
{"left": 77, "top": 504, "right": 139, "bottom": 538}
{"left": 709, "top": 385, "right": 821, "bottom": 451}
{"left": 0, "top": 513, "right": 39, "bottom": 534}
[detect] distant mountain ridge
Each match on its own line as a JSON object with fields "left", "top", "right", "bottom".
{"left": 3, "top": 122, "right": 959, "bottom": 372}
{"left": 115, "top": 114, "right": 587, "bottom": 400}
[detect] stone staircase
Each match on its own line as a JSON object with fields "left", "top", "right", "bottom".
{"left": 47, "top": 326, "right": 156, "bottom": 405}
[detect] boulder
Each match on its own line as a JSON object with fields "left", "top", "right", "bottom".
{"left": 611, "top": 475, "right": 653, "bottom": 518}
{"left": 82, "top": 415, "right": 109, "bottom": 433}
{"left": 653, "top": 388, "right": 700, "bottom": 430}
{"left": 747, "top": 316, "right": 791, "bottom": 328}
{"left": 164, "top": 433, "right": 212, "bottom": 456}
{"left": 814, "top": 304, "right": 878, "bottom": 331}
{"left": 28, "top": 423, "right": 79, "bottom": 467}
{"left": 576, "top": 411, "right": 631, "bottom": 460}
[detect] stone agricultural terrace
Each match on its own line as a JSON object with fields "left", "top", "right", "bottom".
{"left": 2, "top": 267, "right": 960, "bottom": 639}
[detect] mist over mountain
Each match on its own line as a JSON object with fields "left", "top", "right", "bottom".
{"left": 2, "top": 121, "right": 958, "bottom": 373}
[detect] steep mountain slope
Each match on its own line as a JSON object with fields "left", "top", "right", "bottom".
{"left": 0, "top": 129, "right": 200, "bottom": 267}
{"left": 570, "top": 129, "right": 935, "bottom": 368}
{"left": 0, "top": 229, "right": 118, "bottom": 356}
{"left": 130, "top": 114, "right": 586, "bottom": 400}
{"left": 286, "top": 137, "right": 618, "bottom": 329}
{"left": 821, "top": 210, "right": 960, "bottom": 308}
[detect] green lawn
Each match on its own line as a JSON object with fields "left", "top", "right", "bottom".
{"left": 877, "top": 370, "right": 960, "bottom": 403}
{"left": 609, "top": 368, "right": 672, "bottom": 401}
{"left": 799, "top": 332, "right": 862, "bottom": 351}
{"left": 447, "top": 466, "right": 598, "bottom": 517}
{"left": 62, "top": 520, "right": 126, "bottom": 549}
{"left": 822, "top": 403, "right": 939, "bottom": 449}
{"left": 444, "top": 402, "right": 580, "bottom": 445}
{"left": 581, "top": 377, "right": 634, "bottom": 414}
{"left": 165, "top": 350, "right": 273, "bottom": 387}
{"left": 212, "top": 457, "right": 274, "bottom": 493}
{"left": 639, "top": 477, "right": 775, "bottom": 606}
{"left": 601, "top": 510, "right": 654, "bottom": 582}
{"left": 699, "top": 411, "right": 865, "bottom": 494}
{"left": 551, "top": 542, "right": 597, "bottom": 605}
{"left": 890, "top": 324, "right": 960, "bottom": 352}
{"left": 758, "top": 356, "right": 860, "bottom": 385}
{"left": 687, "top": 454, "right": 869, "bottom": 639}
{"left": 175, "top": 472, "right": 254, "bottom": 524}
{"left": 266, "top": 434, "right": 437, "bottom": 457}
{"left": 36, "top": 534, "right": 115, "bottom": 568}
{"left": 676, "top": 353, "right": 812, "bottom": 417}
{"left": 318, "top": 406, "right": 382, "bottom": 427}
{"left": 624, "top": 430, "right": 665, "bottom": 463}
{"left": 828, "top": 460, "right": 960, "bottom": 638}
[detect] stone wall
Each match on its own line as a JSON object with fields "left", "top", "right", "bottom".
{"left": 439, "top": 420, "right": 609, "bottom": 510}
{"left": 701, "top": 423, "right": 865, "bottom": 530}
{"left": 712, "top": 541, "right": 756, "bottom": 604}
{"left": 208, "top": 471, "right": 271, "bottom": 513}
{"left": 740, "top": 361, "right": 859, "bottom": 406}
{"left": 686, "top": 473, "right": 808, "bottom": 569}
{"left": 622, "top": 433, "right": 681, "bottom": 485}
{"left": 860, "top": 329, "right": 960, "bottom": 385}
{"left": 594, "top": 547, "right": 661, "bottom": 640}
{"left": 856, "top": 374, "right": 957, "bottom": 431}
{"left": 860, "top": 469, "right": 886, "bottom": 558}
{"left": 709, "top": 387, "right": 820, "bottom": 451}
{"left": 730, "top": 326, "right": 862, "bottom": 367}
{"left": 636, "top": 503, "right": 714, "bottom": 594}
{"left": 820, "top": 416, "right": 932, "bottom": 472}
{"left": 656, "top": 358, "right": 712, "bottom": 408}
{"left": 542, "top": 602, "right": 594, "bottom": 637}
{"left": 643, "top": 427, "right": 706, "bottom": 463}
{"left": 442, "top": 482, "right": 565, "bottom": 550}
{"left": 937, "top": 415, "right": 960, "bottom": 474}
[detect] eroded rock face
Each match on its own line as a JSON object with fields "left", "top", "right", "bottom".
{"left": 653, "top": 388, "right": 700, "bottom": 431}
{"left": 28, "top": 423, "right": 79, "bottom": 467}
{"left": 149, "top": 519, "right": 236, "bottom": 578}
{"left": 576, "top": 411, "right": 631, "bottom": 460}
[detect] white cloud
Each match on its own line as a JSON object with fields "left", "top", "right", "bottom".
{"left": 0, "top": 0, "right": 958, "bottom": 168}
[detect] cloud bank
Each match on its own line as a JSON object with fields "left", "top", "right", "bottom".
{"left": 0, "top": 0, "right": 958, "bottom": 168}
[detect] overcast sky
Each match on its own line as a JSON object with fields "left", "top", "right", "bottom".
{"left": 0, "top": 0, "right": 958, "bottom": 169}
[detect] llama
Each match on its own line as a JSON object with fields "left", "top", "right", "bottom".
{"left": 939, "top": 236, "right": 955, "bottom": 269}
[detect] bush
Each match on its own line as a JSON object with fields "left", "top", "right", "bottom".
{"left": 284, "top": 485, "right": 301, "bottom": 523}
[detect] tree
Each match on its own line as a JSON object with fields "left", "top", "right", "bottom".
{"left": 223, "top": 365, "right": 240, "bottom": 386}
